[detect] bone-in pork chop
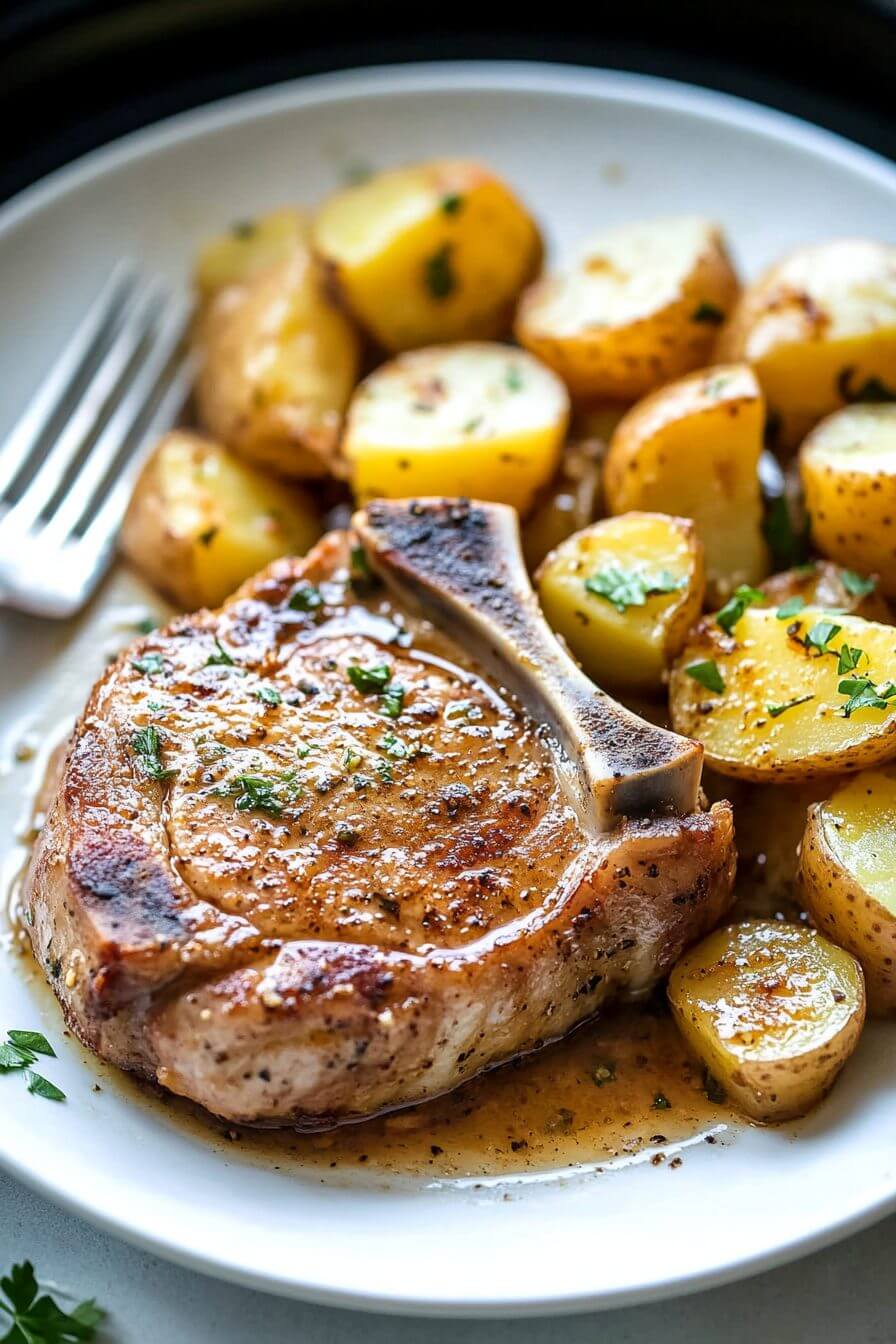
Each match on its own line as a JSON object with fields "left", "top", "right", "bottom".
{"left": 24, "top": 499, "right": 734, "bottom": 1126}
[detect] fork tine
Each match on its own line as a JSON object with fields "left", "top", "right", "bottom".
{"left": 0, "top": 260, "right": 137, "bottom": 500}
{"left": 1, "top": 280, "right": 166, "bottom": 535}
{"left": 43, "top": 293, "right": 192, "bottom": 546}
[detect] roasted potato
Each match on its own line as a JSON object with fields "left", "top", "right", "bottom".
{"left": 716, "top": 239, "right": 896, "bottom": 451}
{"left": 194, "top": 207, "right": 309, "bottom": 302}
{"left": 343, "top": 343, "right": 568, "bottom": 514}
{"left": 759, "top": 559, "right": 891, "bottom": 622}
{"left": 800, "top": 404, "right": 896, "bottom": 596}
{"left": 801, "top": 769, "right": 896, "bottom": 1015}
{"left": 537, "top": 513, "right": 704, "bottom": 693}
{"left": 120, "top": 431, "right": 322, "bottom": 610}
{"left": 670, "top": 604, "right": 896, "bottom": 781}
{"left": 195, "top": 249, "right": 361, "bottom": 479}
{"left": 313, "top": 160, "right": 541, "bottom": 352}
{"left": 515, "top": 217, "right": 739, "bottom": 402}
{"left": 668, "top": 920, "right": 865, "bottom": 1122}
{"left": 522, "top": 438, "right": 604, "bottom": 572}
{"left": 603, "top": 364, "right": 768, "bottom": 603}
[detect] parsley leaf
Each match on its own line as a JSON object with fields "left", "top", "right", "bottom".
{"left": 505, "top": 365, "right": 524, "bottom": 392}
{"left": 839, "top": 677, "right": 896, "bottom": 718}
{"left": 584, "top": 566, "right": 685, "bottom": 614}
{"left": 716, "top": 585, "right": 764, "bottom": 634}
{"left": 228, "top": 771, "right": 301, "bottom": 817}
{"left": 837, "top": 644, "right": 865, "bottom": 675}
{"left": 205, "top": 637, "right": 235, "bottom": 667}
{"left": 775, "top": 595, "right": 806, "bottom": 620}
{"left": 349, "top": 544, "right": 379, "bottom": 595}
{"left": 841, "top": 569, "right": 877, "bottom": 598}
{"left": 685, "top": 660, "right": 725, "bottom": 694}
{"left": 767, "top": 694, "right": 815, "bottom": 718}
{"left": 7, "top": 1031, "right": 54, "bottom": 1058}
{"left": 652, "top": 1092, "right": 672, "bottom": 1110}
{"left": 691, "top": 301, "right": 725, "bottom": 324}
{"left": 288, "top": 583, "right": 323, "bottom": 613}
{"left": 131, "top": 653, "right": 165, "bottom": 677}
{"left": 255, "top": 684, "right": 282, "bottom": 707}
{"left": 440, "top": 192, "right": 463, "bottom": 215}
{"left": 348, "top": 662, "right": 392, "bottom": 694}
{"left": 25, "top": 1071, "right": 65, "bottom": 1102}
{"left": 423, "top": 243, "right": 456, "bottom": 299}
{"left": 130, "top": 725, "right": 175, "bottom": 781}
{"left": 378, "top": 731, "right": 411, "bottom": 760}
{"left": 380, "top": 684, "right": 405, "bottom": 719}
{"left": 805, "top": 620, "right": 842, "bottom": 655}
{"left": 0, "top": 1259, "right": 103, "bottom": 1341}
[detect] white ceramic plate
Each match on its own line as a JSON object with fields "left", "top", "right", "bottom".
{"left": 2, "top": 62, "right": 896, "bottom": 1318}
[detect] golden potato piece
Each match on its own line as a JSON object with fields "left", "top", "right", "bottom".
{"left": 669, "top": 920, "right": 864, "bottom": 1122}
{"left": 800, "top": 404, "right": 896, "bottom": 596}
{"left": 759, "top": 559, "right": 891, "bottom": 622}
{"left": 343, "top": 343, "right": 568, "bottom": 514}
{"left": 313, "top": 160, "right": 541, "bottom": 352}
{"left": 669, "top": 604, "right": 896, "bottom": 781}
{"left": 522, "top": 438, "right": 604, "bottom": 572}
{"left": 120, "top": 431, "right": 322, "bottom": 610}
{"left": 195, "top": 249, "right": 361, "bottom": 479}
{"left": 515, "top": 216, "right": 739, "bottom": 401}
{"left": 801, "top": 769, "right": 896, "bottom": 1015}
{"left": 194, "top": 207, "right": 309, "bottom": 302}
{"left": 604, "top": 364, "right": 768, "bottom": 603}
{"left": 537, "top": 513, "right": 704, "bottom": 693}
{"left": 717, "top": 239, "right": 896, "bottom": 450}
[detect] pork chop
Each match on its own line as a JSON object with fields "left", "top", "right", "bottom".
{"left": 24, "top": 498, "right": 734, "bottom": 1126}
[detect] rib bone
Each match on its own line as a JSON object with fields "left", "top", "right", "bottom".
{"left": 353, "top": 498, "right": 703, "bottom": 831}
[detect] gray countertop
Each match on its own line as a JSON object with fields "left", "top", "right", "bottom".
{"left": 2, "top": 1168, "right": 895, "bottom": 1342}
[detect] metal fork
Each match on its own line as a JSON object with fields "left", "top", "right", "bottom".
{"left": 0, "top": 262, "right": 194, "bottom": 617}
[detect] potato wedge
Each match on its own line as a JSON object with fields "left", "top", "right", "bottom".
{"left": 716, "top": 239, "right": 896, "bottom": 450}
{"left": 522, "top": 438, "right": 604, "bottom": 572}
{"left": 800, "top": 404, "right": 896, "bottom": 596}
{"left": 759, "top": 559, "right": 891, "bottom": 622}
{"left": 195, "top": 249, "right": 361, "bottom": 479}
{"left": 537, "top": 513, "right": 704, "bottom": 693}
{"left": 194, "top": 207, "right": 309, "bottom": 302}
{"left": 603, "top": 364, "right": 768, "bottom": 603}
{"left": 669, "top": 604, "right": 896, "bottom": 781}
{"left": 120, "top": 431, "right": 322, "bottom": 610}
{"left": 801, "top": 769, "right": 896, "bottom": 1015}
{"left": 515, "top": 217, "right": 739, "bottom": 401}
{"left": 313, "top": 160, "right": 541, "bottom": 352}
{"left": 343, "top": 343, "right": 568, "bottom": 514}
{"left": 668, "top": 920, "right": 865, "bottom": 1122}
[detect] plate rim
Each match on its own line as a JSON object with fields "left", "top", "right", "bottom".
{"left": 3, "top": 59, "right": 896, "bottom": 1318}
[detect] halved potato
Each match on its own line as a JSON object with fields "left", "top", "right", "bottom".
{"left": 668, "top": 920, "right": 865, "bottom": 1122}
{"left": 759, "top": 559, "right": 891, "bottom": 622}
{"left": 120, "top": 431, "right": 322, "bottom": 610}
{"left": 313, "top": 159, "right": 541, "bottom": 352}
{"left": 515, "top": 217, "right": 739, "bottom": 401}
{"left": 537, "top": 513, "right": 704, "bottom": 693}
{"left": 669, "top": 604, "right": 896, "bottom": 781}
{"left": 195, "top": 249, "right": 361, "bottom": 479}
{"left": 716, "top": 239, "right": 896, "bottom": 450}
{"left": 800, "top": 404, "right": 896, "bottom": 596}
{"left": 603, "top": 364, "right": 768, "bottom": 603}
{"left": 194, "top": 207, "right": 309, "bottom": 302}
{"left": 522, "top": 438, "right": 604, "bottom": 572}
{"left": 343, "top": 343, "right": 568, "bottom": 514}
{"left": 801, "top": 769, "right": 896, "bottom": 1015}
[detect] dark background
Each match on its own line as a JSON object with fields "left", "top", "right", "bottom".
{"left": 1, "top": 0, "right": 894, "bottom": 203}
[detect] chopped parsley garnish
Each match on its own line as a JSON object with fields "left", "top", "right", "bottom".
{"left": 592, "top": 1062, "right": 616, "bottom": 1087}
{"left": 134, "top": 617, "right": 156, "bottom": 634}
{"left": 839, "top": 677, "right": 896, "bottom": 718}
{"left": 205, "top": 637, "right": 235, "bottom": 667}
{"left": 229, "top": 771, "right": 300, "bottom": 816}
{"left": 130, "top": 725, "right": 175, "bottom": 781}
{"left": 0, "top": 1030, "right": 65, "bottom": 1104}
{"left": 255, "top": 684, "right": 282, "bottom": 707}
{"left": 775, "top": 596, "right": 806, "bottom": 620}
{"left": 0, "top": 1260, "right": 104, "bottom": 1341}
{"left": 440, "top": 192, "right": 463, "bottom": 215}
{"left": 584, "top": 565, "right": 685, "bottom": 614}
{"left": 763, "top": 495, "right": 811, "bottom": 570}
{"left": 445, "top": 699, "right": 484, "bottom": 722}
{"left": 837, "top": 368, "right": 896, "bottom": 403}
{"left": 380, "top": 683, "right": 405, "bottom": 719}
{"left": 289, "top": 582, "right": 323, "bottom": 613}
{"left": 378, "top": 730, "right": 411, "bottom": 760}
{"left": 685, "top": 660, "right": 725, "bottom": 694}
{"left": 837, "top": 644, "right": 865, "bottom": 675}
{"left": 841, "top": 569, "right": 877, "bottom": 598}
{"left": 349, "top": 544, "right": 379, "bottom": 595}
{"left": 767, "top": 694, "right": 815, "bottom": 718}
{"left": 805, "top": 619, "right": 841, "bottom": 655}
{"left": 198, "top": 526, "right": 218, "bottom": 547}
{"left": 691, "top": 301, "right": 725, "bottom": 324}
{"left": 505, "top": 365, "right": 524, "bottom": 392}
{"left": 716, "top": 584, "right": 763, "bottom": 634}
{"left": 131, "top": 653, "right": 165, "bottom": 677}
{"left": 424, "top": 243, "right": 456, "bottom": 299}
{"left": 652, "top": 1092, "right": 672, "bottom": 1110}
{"left": 348, "top": 662, "right": 392, "bottom": 694}
{"left": 341, "top": 746, "right": 362, "bottom": 772}
{"left": 375, "top": 759, "right": 394, "bottom": 785}
{"left": 26, "top": 1072, "right": 66, "bottom": 1101}
{"left": 7, "top": 1031, "right": 54, "bottom": 1057}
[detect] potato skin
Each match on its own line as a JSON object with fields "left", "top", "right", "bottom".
{"left": 537, "top": 512, "right": 704, "bottom": 693}
{"left": 194, "top": 207, "right": 309, "bottom": 303}
{"left": 800, "top": 770, "right": 896, "bottom": 1016}
{"left": 759, "top": 559, "right": 891, "bottom": 623}
{"left": 516, "top": 217, "right": 739, "bottom": 401}
{"left": 604, "top": 363, "right": 768, "bottom": 603}
{"left": 195, "top": 249, "right": 361, "bottom": 479}
{"left": 669, "top": 605, "right": 896, "bottom": 782}
{"left": 313, "top": 159, "right": 541, "bottom": 352}
{"left": 120, "top": 431, "right": 322, "bottom": 610}
{"left": 716, "top": 238, "right": 896, "bottom": 451}
{"left": 668, "top": 920, "right": 865, "bottom": 1122}
{"left": 800, "top": 404, "right": 896, "bottom": 597}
